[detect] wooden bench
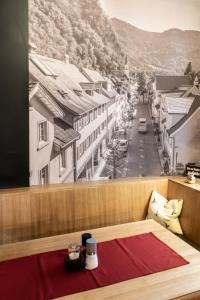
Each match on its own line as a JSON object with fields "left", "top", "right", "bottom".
{"left": 0, "top": 177, "right": 200, "bottom": 248}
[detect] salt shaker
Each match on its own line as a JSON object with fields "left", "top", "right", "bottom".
{"left": 85, "top": 238, "right": 98, "bottom": 270}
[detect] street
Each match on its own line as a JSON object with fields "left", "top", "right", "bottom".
{"left": 102, "top": 102, "right": 162, "bottom": 178}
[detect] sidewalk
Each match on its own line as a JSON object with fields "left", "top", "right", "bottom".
{"left": 147, "top": 103, "right": 165, "bottom": 172}
{"left": 93, "top": 158, "right": 106, "bottom": 180}
{"left": 155, "top": 136, "right": 165, "bottom": 169}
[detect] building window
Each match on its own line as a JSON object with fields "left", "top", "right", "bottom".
{"left": 86, "top": 90, "right": 94, "bottom": 96}
{"left": 38, "top": 121, "right": 48, "bottom": 143}
{"left": 74, "top": 90, "right": 82, "bottom": 96}
{"left": 87, "top": 113, "right": 90, "bottom": 124}
{"left": 78, "top": 118, "right": 83, "bottom": 130}
{"left": 39, "top": 165, "right": 49, "bottom": 185}
{"left": 86, "top": 136, "right": 90, "bottom": 149}
{"left": 93, "top": 131, "right": 96, "bottom": 141}
{"left": 94, "top": 109, "right": 98, "bottom": 119}
{"left": 61, "top": 150, "right": 66, "bottom": 169}
{"left": 79, "top": 142, "right": 84, "bottom": 158}
{"left": 108, "top": 114, "right": 112, "bottom": 124}
{"left": 90, "top": 111, "right": 94, "bottom": 122}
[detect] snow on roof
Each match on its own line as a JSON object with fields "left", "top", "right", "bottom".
{"left": 168, "top": 96, "right": 200, "bottom": 136}
{"left": 165, "top": 97, "right": 194, "bottom": 114}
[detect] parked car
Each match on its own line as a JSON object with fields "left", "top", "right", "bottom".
{"left": 114, "top": 129, "right": 125, "bottom": 139}
{"left": 107, "top": 139, "right": 119, "bottom": 149}
{"left": 138, "top": 118, "right": 147, "bottom": 133}
{"left": 132, "top": 108, "right": 137, "bottom": 118}
{"left": 117, "top": 139, "right": 128, "bottom": 152}
{"left": 128, "top": 108, "right": 137, "bottom": 120}
{"left": 104, "top": 149, "right": 114, "bottom": 159}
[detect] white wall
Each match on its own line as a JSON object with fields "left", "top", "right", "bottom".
{"left": 76, "top": 98, "right": 118, "bottom": 177}
{"left": 29, "top": 96, "right": 75, "bottom": 185}
{"left": 50, "top": 145, "right": 74, "bottom": 184}
{"left": 173, "top": 108, "right": 200, "bottom": 168}
{"left": 29, "top": 104, "right": 54, "bottom": 185}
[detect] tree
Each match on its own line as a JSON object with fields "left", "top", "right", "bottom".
{"left": 29, "top": 0, "right": 125, "bottom": 73}
{"left": 137, "top": 72, "right": 146, "bottom": 94}
{"left": 184, "top": 62, "right": 192, "bottom": 75}
{"left": 164, "top": 160, "right": 170, "bottom": 175}
{"left": 104, "top": 141, "right": 124, "bottom": 179}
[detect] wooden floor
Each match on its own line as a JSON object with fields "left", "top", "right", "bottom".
{"left": 1, "top": 219, "right": 200, "bottom": 300}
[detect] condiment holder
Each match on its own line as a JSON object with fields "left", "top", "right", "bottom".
{"left": 186, "top": 173, "right": 196, "bottom": 184}
{"left": 64, "top": 243, "right": 85, "bottom": 272}
{"left": 64, "top": 233, "right": 97, "bottom": 272}
{"left": 85, "top": 238, "right": 98, "bottom": 270}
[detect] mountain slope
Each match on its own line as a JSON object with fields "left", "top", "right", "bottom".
{"left": 29, "top": 0, "right": 125, "bottom": 74}
{"left": 111, "top": 18, "right": 200, "bottom": 74}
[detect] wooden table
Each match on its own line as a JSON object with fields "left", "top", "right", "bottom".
{"left": 1, "top": 219, "right": 200, "bottom": 300}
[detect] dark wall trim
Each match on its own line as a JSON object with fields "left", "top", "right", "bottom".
{"left": 0, "top": 0, "right": 29, "bottom": 188}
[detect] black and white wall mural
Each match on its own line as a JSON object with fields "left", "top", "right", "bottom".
{"left": 29, "top": 0, "right": 200, "bottom": 185}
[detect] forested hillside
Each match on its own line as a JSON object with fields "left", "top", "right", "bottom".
{"left": 29, "top": 0, "right": 125, "bottom": 74}
{"left": 111, "top": 18, "right": 200, "bottom": 74}
{"left": 29, "top": 0, "right": 200, "bottom": 75}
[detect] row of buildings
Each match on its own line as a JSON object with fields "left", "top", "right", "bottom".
{"left": 150, "top": 73, "right": 200, "bottom": 174}
{"left": 29, "top": 48, "right": 129, "bottom": 185}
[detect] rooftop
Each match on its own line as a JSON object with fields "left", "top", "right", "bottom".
{"left": 102, "top": 88, "right": 118, "bottom": 99}
{"left": 29, "top": 81, "right": 64, "bottom": 118}
{"left": 181, "top": 86, "right": 200, "bottom": 97}
{"left": 168, "top": 96, "right": 200, "bottom": 136}
{"left": 54, "top": 118, "right": 80, "bottom": 148}
{"left": 82, "top": 68, "right": 105, "bottom": 83}
{"left": 29, "top": 55, "right": 102, "bottom": 116}
{"left": 165, "top": 97, "right": 194, "bottom": 114}
{"left": 156, "top": 75, "right": 192, "bottom": 91}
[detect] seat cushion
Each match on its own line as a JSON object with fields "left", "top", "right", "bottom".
{"left": 147, "top": 191, "right": 183, "bottom": 234}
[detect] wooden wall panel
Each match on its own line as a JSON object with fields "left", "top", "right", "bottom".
{"left": 168, "top": 178, "right": 200, "bottom": 246}
{"left": 0, "top": 177, "right": 168, "bottom": 244}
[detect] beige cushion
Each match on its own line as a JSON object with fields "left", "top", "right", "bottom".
{"left": 147, "top": 191, "right": 183, "bottom": 234}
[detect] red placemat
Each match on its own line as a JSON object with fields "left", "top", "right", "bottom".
{"left": 0, "top": 233, "right": 189, "bottom": 300}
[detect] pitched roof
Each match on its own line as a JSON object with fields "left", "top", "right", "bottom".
{"left": 156, "top": 75, "right": 192, "bottom": 91}
{"left": 168, "top": 96, "right": 200, "bottom": 136}
{"left": 102, "top": 88, "right": 118, "bottom": 99}
{"left": 29, "top": 81, "right": 64, "bottom": 118}
{"left": 82, "top": 68, "right": 105, "bottom": 83}
{"left": 181, "top": 86, "right": 200, "bottom": 97}
{"left": 165, "top": 97, "right": 194, "bottom": 114}
{"left": 29, "top": 56, "right": 100, "bottom": 115}
{"left": 54, "top": 118, "right": 80, "bottom": 148}
{"left": 161, "top": 91, "right": 184, "bottom": 98}
{"left": 89, "top": 91, "right": 110, "bottom": 105}
{"left": 31, "top": 55, "right": 81, "bottom": 91}
{"left": 56, "top": 63, "right": 90, "bottom": 85}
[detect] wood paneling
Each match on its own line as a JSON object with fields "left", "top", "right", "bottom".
{"left": 0, "top": 177, "right": 168, "bottom": 244}
{"left": 1, "top": 220, "right": 200, "bottom": 300}
{"left": 168, "top": 178, "right": 200, "bottom": 246}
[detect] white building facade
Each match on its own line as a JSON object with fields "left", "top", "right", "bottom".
{"left": 29, "top": 82, "right": 79, "bottom": 185}
{"left": 29, "top": 53, "right": 120, "bottom": 183}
